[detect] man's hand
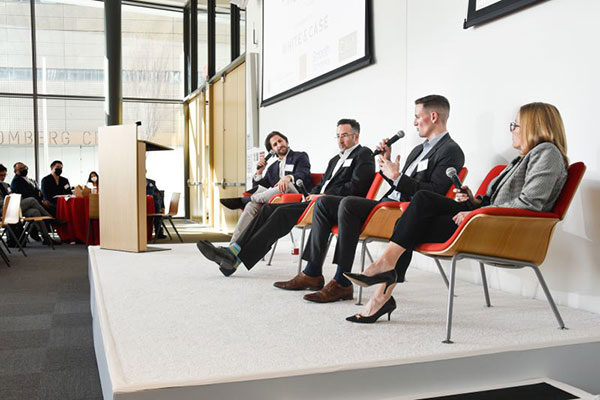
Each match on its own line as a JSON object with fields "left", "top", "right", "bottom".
{"left": 42, "top": 200, "right": 51, "bottom": 207}
{"left": 378, "top": 155, "right": 401, "bottom": 180}
{"left": 305, "top": 194, "right": 322, "bottom": 202}
{"left": 375, "top": 139, "right": 392, "bottom": 160}
{"left": 256, "top": 154, "right": 267, "bottom": 174}
{"left": 452, "top": 211, "right": 471, "bottom": 225}
{"left": 276, "top": 175, "right": 292, "bottom": 192}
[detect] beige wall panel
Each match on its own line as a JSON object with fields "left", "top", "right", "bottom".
{"left": 98, "top": 124, "right": 143, "bottom": 252}
{"left": 211, "top": 80, "right": 225, "bottom": 231}
{"left": 236, "top": 63, "right": 246, "bottom": 198}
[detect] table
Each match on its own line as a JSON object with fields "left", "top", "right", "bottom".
{"left": 56, "top": 195, "right": 155, "bottom": 245}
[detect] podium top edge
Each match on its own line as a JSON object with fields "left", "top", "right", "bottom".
{"left": 140, "top": 140, "right": 173, "bottom": 151}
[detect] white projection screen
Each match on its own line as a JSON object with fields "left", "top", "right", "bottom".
{"left": 261, "top": 0, "right": 372, "bottom": 106}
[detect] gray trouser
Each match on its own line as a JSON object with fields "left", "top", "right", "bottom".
{"left": 21, "top": 197, "right": 52, "bottom": 218}
{"left": 230, "top": 184, "right": 298, "bottom": 244}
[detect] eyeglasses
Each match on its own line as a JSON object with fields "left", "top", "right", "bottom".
{"left": 509, "top": 122, "right": 520, "bottom": 132}
{"left": 334, "top": 133, "right": 355, "bottom": 139}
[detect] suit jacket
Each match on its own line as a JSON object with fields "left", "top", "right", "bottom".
{"left": 41, "top": 174, "right": 72, "bottom": 203}
{"left": 10, "top": 175, "right": 43, "bottom": 202}
{"left": 0, "top": 181, "right": 10, "bottom": 208}
{"left": 311, "top": 145, "right": 375, "bottom": 197}
{"left": 381, "top": 133, "right": 465, "bottom": 201}
{"left": 485, "top": 142, "right": 567, "bottom": 212}
{"left": 251, "top": 149, "right": 313, "bottom": 192}
{"left": 146, "top": 178, "right": 165, "bottom": 211}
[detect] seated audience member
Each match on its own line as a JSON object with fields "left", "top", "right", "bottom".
{"left": 87, "top": 171, "right": 99, "bottom": 189}
{"left": 197, "top": 118, "right": 375, "bottom": 277}
{"left": 41, "top": 160, "right": 72, "bottom": 216}
{"left": 220, "top": 131, "right": 312, "bottom": 244}
{"left": 2, "top": 163, "right": 59, "bottom": 245}
{"left": 275, "top": 94, "right": 465, "bottom": 303}
{"left": 146, "top": 177, "right": 166, "bottom": 239}
{"left": 344, "top": 102, "right": 569, "bottom": 323}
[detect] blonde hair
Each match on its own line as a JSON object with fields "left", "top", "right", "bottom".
{"left": 519, "top": 102, "right": 569, "bottom": 166}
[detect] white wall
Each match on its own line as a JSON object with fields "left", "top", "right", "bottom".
{"left": 246, "top": 0, "right": 600, "bottom": 314}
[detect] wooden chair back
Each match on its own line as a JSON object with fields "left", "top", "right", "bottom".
{"left": 167, "top": 192, "right": 181, "bottom": 216}
{"left": 1, "top": 193, "right": 22, "bottom": 226}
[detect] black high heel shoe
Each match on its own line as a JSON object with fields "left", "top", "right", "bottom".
{"left": 346, "top": 296, "right": 396, "bottom": 324}
{"left": 343, "top": 270, "right": 397, "bottom": 294}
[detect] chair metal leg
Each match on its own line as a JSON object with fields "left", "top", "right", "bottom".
{"left": 0, "top": 233, "right": 11, "bottom": 254}
{"left": 479, "top": 262, "right": 491, "bottom": 307}
{"left": 297, "top": 227, "right": 306, "bottom": 274}
{"left": 267, "top": 239, "right": 278, "bottom": 266}
{"left": 161, "top": 219, "right": 173, "bottom": 240}
{"left": 7, "top": 226, "right": 27, "bottom": 257}
{"left": 434, "top": 258, "right": 450, "bottom": 289}
{"left": 167, "top": 217, "right": 183, "bottom": 243}
{"left": 356, "top": 240, "right": 367, "bottom": 305}
{"left": 365, "top": 245, "right": 374, "bottom": 264}
{"left": 443, "top": 255, "right": 459, "bottom": 344}
{"left": 38, "top": 221, "right": 55, "bottom": 250}
{"left": 530, "top": 265, "right": 566, "bottom": 329}
{"left": 0, "top": 247, "right": 10, "bottom": 267}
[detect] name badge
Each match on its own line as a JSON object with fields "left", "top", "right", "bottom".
{"left": 343, "top": 158, "right": 353, "bottom": 167}
{"left": 284, "top": 164, "right": 294, "bottom": 172}
{"left": 417, "top": 159, "right": 429, "bottom": 172}
{"left": 64, "top": 183, "right": 70, "bottom": 190}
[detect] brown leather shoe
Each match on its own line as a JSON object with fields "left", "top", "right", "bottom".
{"left": 273, "top": 273, "right": 324, "bottom": 291}
{"left": 303, "top": 280, "right": 353, "bottom": 303}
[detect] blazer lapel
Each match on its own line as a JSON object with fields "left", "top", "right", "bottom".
{"left": 330, "top": 145, "right": 362, "bottom": 182}
{"left": 408, "top": 134, "right": 451, "bottom": 177}
{"left": 402, "top": 144, "right": 423, "bottom": 174}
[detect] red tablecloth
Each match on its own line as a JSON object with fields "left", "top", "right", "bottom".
{"left": 56, "top": 195, "right": 155, "bottom": 245}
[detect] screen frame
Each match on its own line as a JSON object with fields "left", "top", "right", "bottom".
{"left": 463, "top": 0, "right": 548, "bottom": 29}
{"left": 260, "top": 0, "right": 373, "bottom": 107}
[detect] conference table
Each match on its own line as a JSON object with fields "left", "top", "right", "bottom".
{"left": 55, "top": 195, "right": 155, "bottom": 245}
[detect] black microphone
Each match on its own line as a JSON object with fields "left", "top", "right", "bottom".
{"left": 257, "top": 150, "right": 276, "bottom": 170}
{"left": 446, "top": 167, "right": 466, "bottom": 193}
{"left": 295, "top": 179, "right": 310, "bottom": 197}
{"left": 373, "top": 130, "right": 405, "bottom": 156}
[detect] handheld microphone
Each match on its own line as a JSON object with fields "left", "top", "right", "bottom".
{"left": 446, "top": 167, "right": 466, "bottom": 193}
{"left": 295, "top": 179, "right": 310, "bottom": 197}
{"left": 257, "top": 150, "right": 276, "bottom": 170}
{"left": 373, "top": 130, "right": 405, "bottom": 156}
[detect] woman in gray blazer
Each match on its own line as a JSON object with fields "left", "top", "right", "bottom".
{"left": 344, "top": 102, "right": 569, "bottom": 323}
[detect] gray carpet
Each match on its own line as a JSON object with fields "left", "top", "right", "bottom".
{"left": 0, "top": 241, "right": 102, "bottom": 400}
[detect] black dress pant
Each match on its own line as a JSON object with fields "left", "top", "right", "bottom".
{"left": 303, "top": 196, "right": 414, "bottom": 284}
{"left": 390, "top": 190, "right": 472, "bottom": 280}
{"left": 237, "top": 202, "right": 310, "bottom": 269}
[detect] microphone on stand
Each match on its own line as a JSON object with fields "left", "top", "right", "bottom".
{"left": 295, "top": 179, "right": 310, "bottom": 197}
{"left": 374, "top": 130, "right": 405, "bottom": 156}
{"left": 446, "top": 167, "right": 466, "bottom": 193}
{"left": 257, "top": 150, "right": 276, "bottom": 170}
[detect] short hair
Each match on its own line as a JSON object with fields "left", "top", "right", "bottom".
{"left": 264, "top": 131, "right": 289, "bottom": 151}
{"left": 415, "top": 95, "right": 450, "bottom": 123}
{"left": 13, "top": 162, "right": 24, "bottom": 172}
{"left": 518, "top": 102, "right": 568, "bottom": 166}
{"left": 337, "top": 119, "right": 360, "bottom": 134}
{"left": 0, "top": 164, "right": 6, "bottom": 173}
{"left": 50, "top": 160, "right": 63, "bottom": 168}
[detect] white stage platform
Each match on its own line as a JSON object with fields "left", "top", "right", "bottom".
{"left": 89, "top": 243, "right": 600, "bottom": 400}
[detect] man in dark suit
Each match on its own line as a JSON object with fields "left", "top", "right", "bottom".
{"left": 274, "top": 95, "right": 465, "bottom": 303}
{"left": 40, "top": 160, "right": 72, "bottom": 216}
{"left": 220, "top": 131, "right": 312, "bottom": 244}
{"left": 146, "top": 177, "right": 166, "bottom": 239}
{"left": 197, "top": 118, "right": 375, "bottom": 278}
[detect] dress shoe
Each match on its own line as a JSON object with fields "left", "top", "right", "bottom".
{"left": 344, "top": 270, "right": 397, "bottom": 293}
{"left": 303, "top": 279, "right": 353, "bottom": 303}
{"left": 29, "top": 230, "right": 42, "bottom": 242}
{"left": 346, "top": 296, "right": 396, "bottom": 324}
{"left": 196, "top": 240, "right": 237, "bottom": 277}
{"left": 155, "top": 231, "right": 168, "bottom": 239}
{"left": 220, "top": 197, "right": 245, "bottom": 210}
{"left": 273, "top": 273, "right": 324, "bottom": 291}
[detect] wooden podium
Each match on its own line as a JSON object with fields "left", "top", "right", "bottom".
{"left": 98, "top": 124, "right": 171, "bottom": 252}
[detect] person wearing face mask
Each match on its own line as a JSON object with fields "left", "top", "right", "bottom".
{"left": 87, "top": 171, "right": 99, "bottom": 189}
{"left": 8, "top": 162, "right": 62, "bottom": 245}
{"left": 41, "top": 160, "right": 72, "bottom": 216}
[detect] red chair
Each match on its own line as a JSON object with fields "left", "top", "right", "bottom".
{"left": 416, "top": 162, "right": 586, "bottom": 343}
{"left": 339, "top": 168, "right": 468, "bottom": 304}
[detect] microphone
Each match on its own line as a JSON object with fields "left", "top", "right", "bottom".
{"left": 295, "top": 179, "right": 310, "bottom": 197}
{"left": 373, "top": 130, "right": 405, "bottom": 156}
{"left": 257, "top": 150, "right": 276, "bottom": 170}
{"left": 446, "top": 167, "right": 466, "bottom": 193}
